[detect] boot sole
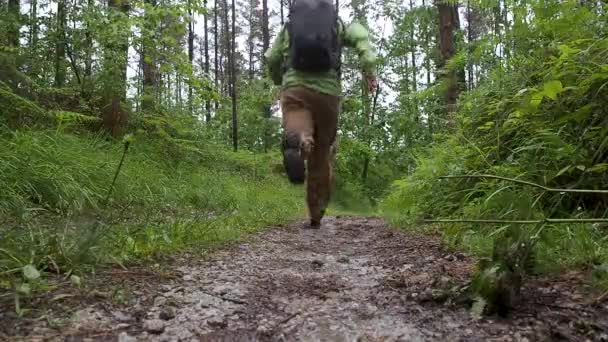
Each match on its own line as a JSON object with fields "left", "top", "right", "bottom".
{"left": 283, "top": 133, "right": 305, "bottom": 184}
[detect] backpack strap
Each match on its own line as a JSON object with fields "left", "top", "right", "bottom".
{"left": 281, "top": 23, "right": 291, "bottom": 75}
{"left": 334, "top": 17, "right": 344, "bottom": 74}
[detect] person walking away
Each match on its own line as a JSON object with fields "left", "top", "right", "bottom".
{"left": 264, "top": 0, "right": 377, "bottom": 228}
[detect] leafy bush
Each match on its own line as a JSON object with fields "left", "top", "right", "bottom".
{"left": 381, "top": 2, "right": 608, "bottom": 314}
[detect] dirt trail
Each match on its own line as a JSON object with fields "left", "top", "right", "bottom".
{"left": 6, "top": 216, "right": 608, "bottom": 341}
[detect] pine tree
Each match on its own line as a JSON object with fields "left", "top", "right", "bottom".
{"left": 436, "top": 0, "right": 461, "bottom": 120}
{"left": 230, "top": 0, "right": 238, "bottom": 151}
{"left": 142, "top": 0, "right": 158, "bottom": 111}
{"left": 102, "top": 0, "right": 130, "bottom": 137}
{"left": 188, "top": 0, "right": 195, "bottom": 113}
{"left": 204, "top": 0, "right": 211, "bottom": 121}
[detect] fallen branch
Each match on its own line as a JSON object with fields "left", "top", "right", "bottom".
{"left": 440, "top": 174, "right": 608, "bottom": 194}
{"left": 200, "top": 290, "right": 247, "bottom": 305}
{"left": 423, "top": 218, "right": 608, "bottom": 224}
{"left": 591, "top": 289, "right": 608, "bottom": 305}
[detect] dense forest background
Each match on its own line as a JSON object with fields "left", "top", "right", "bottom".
{"left": 1, "top": 0, "right": 607, "bottom": 315}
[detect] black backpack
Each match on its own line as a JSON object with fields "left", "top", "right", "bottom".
{"left": 287, "top": 0, "right": 342, "bottom": 73}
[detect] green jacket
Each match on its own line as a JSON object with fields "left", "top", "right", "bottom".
{"left": 264, "top": 20, "right": 377, "bottom": 97}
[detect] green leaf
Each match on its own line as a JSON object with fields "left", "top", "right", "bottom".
{"left": 515, "top": 88, "right": 529, "bottom": 96}
{"left": 557, "top": 44, "right": 580, "bottom": 58}
{"left": 70, "top": 275, "right": 82, "bottom": 288}
{"left": 542, "top": 80, "right": 563, "bottom": 100}
{"left": 530, "top": 92, "right": 543, "bottom": 108}
{"left": 23, "top": 265, "right": 40, "bottom": 281}
{"left": 17, "top": 283, "right": 31, "bottom": 295}
{"left": 555, "top": 165, "right": 572, "bottom": 178}
{"left": 122, "top": 134, "right": 134, "bottom": 144}
{"left": 589, "top": 163, "right": 608, "bottom": 173}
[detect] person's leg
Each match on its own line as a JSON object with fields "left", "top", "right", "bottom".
{"left": 328, "top": 140, "right": 338, "bottom": 207}
{"left": 280, "top": 88, "right": 314, "bottom": 184}
{"left": 306, "top": 142, "right": 330, "bottom": 227}
{"left": 305, "top": 92, "right": 340, "bottom": 227}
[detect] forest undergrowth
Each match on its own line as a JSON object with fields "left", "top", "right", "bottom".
{"left": 0, "top": 123, "right": 310, "bottom": 315}
{"left": 2, "top": 0, "right": 608, "bottom": 322}
{"left": 380, "top": 2, "right": 608, "bottom": 315}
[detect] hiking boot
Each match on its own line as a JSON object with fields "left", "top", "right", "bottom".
{"left": 308, "top": 210, "right": 326, "bottom": 229}
{"left": 309, "top": 218, "right": 321, "bottom": 228}
{"left": 282, "top": 132, "right": 305, "bottom": 184}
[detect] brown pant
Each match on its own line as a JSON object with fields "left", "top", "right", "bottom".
{"left": 281, "top": 86, "right": 340, "bottom": 223}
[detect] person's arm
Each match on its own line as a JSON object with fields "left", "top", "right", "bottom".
{"left": 342, "top": 21, "right": 378, "bottom": 91}
{"left": 264, "top": 26, "right": 287, "bottom": 86}
{"left": 343, "top": 22, "right": 377, "bottom": 75}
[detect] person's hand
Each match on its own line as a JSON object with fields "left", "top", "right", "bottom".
{"left": 365, "top": 74, "right": 378, "bottom": 94}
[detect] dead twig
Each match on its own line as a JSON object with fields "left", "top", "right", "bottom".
{"left": 423, "top": 218, "right": 608, "bottom": 224}
{"left": 200, "top": 290, "right": 247, "bottom": 305}
{"left": 267, "top": 311, "right": 303, "bottom": 338}
{"left": 440, "top": 174, "right": 608, "bottom": 194}
{"left": 103, "top": 138, "right": 131, "bottom": 207}
{"left": 277, "top": 311, "right": 300, "bottom": 326}
{"left": 590, "top": 289, "right": 608, "bottom": 305}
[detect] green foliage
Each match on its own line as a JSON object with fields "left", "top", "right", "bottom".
{"left": 0, "top": 83, "right": 48, "bottom": 128}
{"left": 204, "top": 80, "right": 280, "bottom": 152}
{"left": 382, "top": 0, "right": 608, "bottom": 315}
{"left": 0, "top": 128, "right": 304, "bottom": 311}
{"left": 3, "top": 0, "right": 607, "bottom": 320}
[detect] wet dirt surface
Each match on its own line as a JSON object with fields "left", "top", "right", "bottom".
{"left": 3, "top": 216, "right": 608, "bottom": 341}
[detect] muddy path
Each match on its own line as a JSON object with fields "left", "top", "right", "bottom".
{"left": 4, "top": 216, "right": 608, "bottom": 341}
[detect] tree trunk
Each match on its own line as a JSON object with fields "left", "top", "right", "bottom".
{"left": 280, "top": 0, "right": 284, "bottom": 25}
{"left": 352, "top": 0, "right": 371, "bottom": 183}
{"left": 7, "top": 0, "right": 20, "bottom": 48}
{"left": 422, "top": 0, "right": 433, "bottom": 137}
{"left": 188, "top": 2, "right": 194, "bottom": 113}
{"left": 436, "top": 0, "right": 460, "bottom": 122}
{"left": 262, "top": 0, "right": 270, "bottom": 152}
{"left": 248, "top": 2, "right": 255, "bottom": 79}
{"left": 493, "top": 0, "right": 501, "bottom": 61}
{"left": 262, "top": 0, "right": 269, "bottom": 55}
{"left": 28, "top": 0, "right": 38, "bottom": 78}
{"left": 83, "top": 0, "right": 94, "bottom": 99}
{"left": 230, "top": 0, "right": 238, "bottom": 151}
{"left": 214, "top": 0, "right": 219, "bottom": 110}
{"left": 223, "top": 0, "right": 230, "bottom": 97}
{"left": 54, "top": 0, "right": 67, "bottom": 87}
{"left": 466, "top": 0, "right": 473, "bottom": 90}
{"left": 408, "top": 0, "right": 420, "bottom": 130}
{"left": 177, "top": 73, "right": 183, "bottom": 107}
{"left": 409, "top": 0, "right": 417, "bottom": 93}
{"left": 103, "top": 0, "right": 130, "bottom": 137}
{"left": 424, "top": 4, "right": 431, "bottom": 88}
{"left": 142, "top": 0, "right": 158, "bottom": 112}
{"left": 502, "top": 0, "right": 510, "bottom": 61}
{"left": 204, "top": 0, "right": 211, "bottom": 121}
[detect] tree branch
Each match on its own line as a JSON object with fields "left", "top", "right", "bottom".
{"left": 440, "top": 174, "right": 608, "bottom": 194}
{"left": 422, "top": 218, "right": 608, "bottom": 224}
{"left": 65, "top": 42, "right": 82, "bottom": 86}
